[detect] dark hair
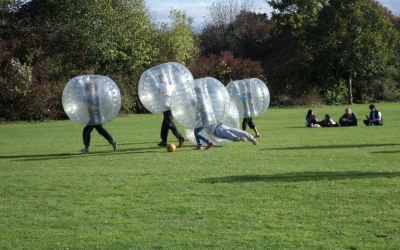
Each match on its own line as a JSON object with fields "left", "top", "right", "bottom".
{"left": 369, "top": 104, "right": 375, "bottom": 109}
{"left": 306, "top": 109, "right": 313, "bottom": 117}
{"left": 84, "top": 81, "right": 96, "bottom": 91}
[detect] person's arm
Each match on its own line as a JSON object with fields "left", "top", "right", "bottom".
{"left": 352, "top": 113, "right": 357, "bottom": 122}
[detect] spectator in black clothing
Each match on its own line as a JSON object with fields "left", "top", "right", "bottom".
{"left": 339, "top": 108, "right": 358, "bottom": 126}
{"left": 320, "top": 114, "right": 339, "bottom": 127}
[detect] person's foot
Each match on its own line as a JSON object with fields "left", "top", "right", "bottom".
{"left": 178, "top": 137, "right": 185, "bottom": 148}
{"left": 252, "top": 139, "right": 258, "bottom": 145}
{"left": 205, "top": 141, "right": 214, "bottom": 150}
{"left": 157, "top": 141, "right": 167, "bottom": 147}
{"left": 81, "top": 147, "right": 89, "bottom": 153}
{"left": 111, "top": 141, "right": 117, "bottom": 151}
{"left": 194, "top": 146, "right": 203, "bottom": 150}
{"left": 255, "top": 134, "right": 261, "bottom": 138}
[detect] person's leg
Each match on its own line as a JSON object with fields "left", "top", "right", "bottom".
{"left": 194, "top": 127, "right": 206, "bottom": 146}
{"left": 242, "top": 118, "right": 249, "bottom": 130}
{"left": 226, "top": 126, "right": 257, "bottom": 144}
{"left": 95, "top": 124, "right": 117, "bottom": 151}
{"left": 247, "top": 117, "right": 261, "bottom": 138}
{"left": 214, "top": 125, "right": 239, "bottom": 141}
{"left": 95, "top": 125, "right": 117, "bottom": 150}
{"left": 82, "top": 125, "right": 95, "bottom": 152}
{"left": 230, "top": 127, "right": 252, "bottom": 140}
{"left": 165, "top": 110, "right": 182, "bottom": 139}
{"left": 158, "top": 111, "right": 170, "bottom": 146}
{"left": 165, "top": 110, "right": 185, "bottom": 147}
{"left": 363, "top": 119, "right": 369, "bottom": 126}
{"left": 372, "top": 120, "right": 383, "bottom": 126}
{"left": 94, "top": 125, "right": 113, "bottom": 143}
{"left": 194, "top": 127, "right": 213, "bottom": 150}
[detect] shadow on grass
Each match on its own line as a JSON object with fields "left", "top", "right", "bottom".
{"left": 199, "top": 171, "right": 400, "bottom": 184}
{"left": 265, "top": 143, "right": 400, "bottom": 151}
{"left": 1, "top": 144, "right": 172, "bottom": 162}
{"left": 371, "top": 150, "right": 400, "bottom": 154}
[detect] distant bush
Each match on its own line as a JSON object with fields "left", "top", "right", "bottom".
{"left": 188, "top": 51, "right": 266, "bottom": 85}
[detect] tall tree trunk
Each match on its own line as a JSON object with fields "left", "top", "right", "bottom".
{"left": 348, "top": 72, "right": 353, "bottom": 104}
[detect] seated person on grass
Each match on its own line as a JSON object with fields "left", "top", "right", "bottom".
{"left": 339, "top": 107, "right": 358, "bottom": 126}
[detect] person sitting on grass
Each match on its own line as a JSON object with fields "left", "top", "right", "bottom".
{"left": 339, "top": 107, "right": 358, "bottom": 126}
{"left": 363, "top": 104, "right": 383, "bottom": 126}
{"left": 320, "top": 114, "right": 339, "bottom": 127}
{"left": 305, "top": 109, "right": 320, "bottom": 127}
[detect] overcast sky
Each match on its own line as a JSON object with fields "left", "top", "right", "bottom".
{"left": 145, "top": 0, "right": 400, "bottom": 28}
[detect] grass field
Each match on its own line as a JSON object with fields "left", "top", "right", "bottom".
{"left": 0, "top": 103, "right": 399, "bottom": 249}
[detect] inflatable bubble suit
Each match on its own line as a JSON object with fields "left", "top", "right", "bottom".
{"left": 138, "top": 62, "right": 194, "bottom": 114}
{"left": 226, "top": 78, "right": 270, "bottom": 118}
{"left": 62, "top": 75, "right": 121, "bottom": 125}
{"left": 171, "top": 77, "right": 230, "bottom": 129}
{"left": 185, "top": 100, "right": 240, "bottom": 146}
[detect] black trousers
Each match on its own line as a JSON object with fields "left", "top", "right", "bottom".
{"left": 242, "top": 117, "right": 256, "bottom": 130}
{"left": 83, "top": 125, "right": 114, "bottom": 147}
{"left": 160, "top": 110, "right": 182, "bottom": 142}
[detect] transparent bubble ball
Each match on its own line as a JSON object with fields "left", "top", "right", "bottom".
{"left": 226, "top": 78, "right": 270, "bottom": 118}
{"left": 171, "top": 77, "right": 230, "bottom": 129}
{"left": 62, "top": 75, "right": 121, "bottom": 125}
{"left": 138, "top": 62, "right": 194, "bottom": 114}
{"left": 185, "top": 100, "right": 240, "bottom": 146}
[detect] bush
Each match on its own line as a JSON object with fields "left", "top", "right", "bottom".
{"left": 188, "top": 51, "right": 266, "bottom": 84}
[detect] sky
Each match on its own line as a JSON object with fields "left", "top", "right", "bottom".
{"left": 145, "top": 0, "right": 400, "bottom": 29}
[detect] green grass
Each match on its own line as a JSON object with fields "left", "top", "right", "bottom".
{"left": 1, "top": 103, "right": 399, "bottom": 249}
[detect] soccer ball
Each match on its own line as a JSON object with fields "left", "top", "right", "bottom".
{"left": 167, "top": 143, "right": 176, "bottom": 152}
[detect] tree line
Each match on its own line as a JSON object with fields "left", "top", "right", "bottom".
{"left": 1, "top": 0, "right": 399, "bottom": 121}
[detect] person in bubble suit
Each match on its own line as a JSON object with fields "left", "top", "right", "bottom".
{"left": 192, "top": 87, "right": 215, "bottom": 150}
{"left": 81, "top": 81, "right": 117, "bottom": 153}
{"left": 157, "top": 74, "right": 185, "bottom": 147}
{"left": 241, "top": 82, "right": 261, "bottom": 138}
{"left": 208, "top": 122, "right": 258, "bottom": 145}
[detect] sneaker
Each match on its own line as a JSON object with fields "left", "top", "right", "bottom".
{"left": 205, "top": 141, "right": 214, "bottom": 150}
{"left": 157, "top": 141, "right": 167, "bottom": 147}
{"left": 111, "top": 141, "right": 117, "bottom": 151}
{"left": 178, "top": 137, "right": 185, "bottom": 148}
{"left": 252, "top": 139, "right": 258, "bottom": 145}
{"left": 81, "top": 147, "right": 89, "bottom": 153}
{"left": 194, "top": 146, "right": 203, "bottom": 150}
{"left": 255, "top": 134, "right": 261, "bottom": 138}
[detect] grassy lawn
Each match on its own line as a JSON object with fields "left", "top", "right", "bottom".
{"left": 0, "top": 103, "right": 399, "bottom": 249}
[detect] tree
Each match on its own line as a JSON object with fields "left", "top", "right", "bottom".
{"left": 266, "top": 0, "right": 329, "bottom": 103}
{"left": 200, "top": 0, "right": 252, "bottom": 55}
{"left": 269, "top": 0, "right": 328, "bottom": 37}
{"left": 0, "top": 0, "right": 164, "bottom": 119}
{"left": 157, "top": 9, "right": 198, "bottom": 64}
{"left": 312, "top": 0, "right": 399, "bottom": 103}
